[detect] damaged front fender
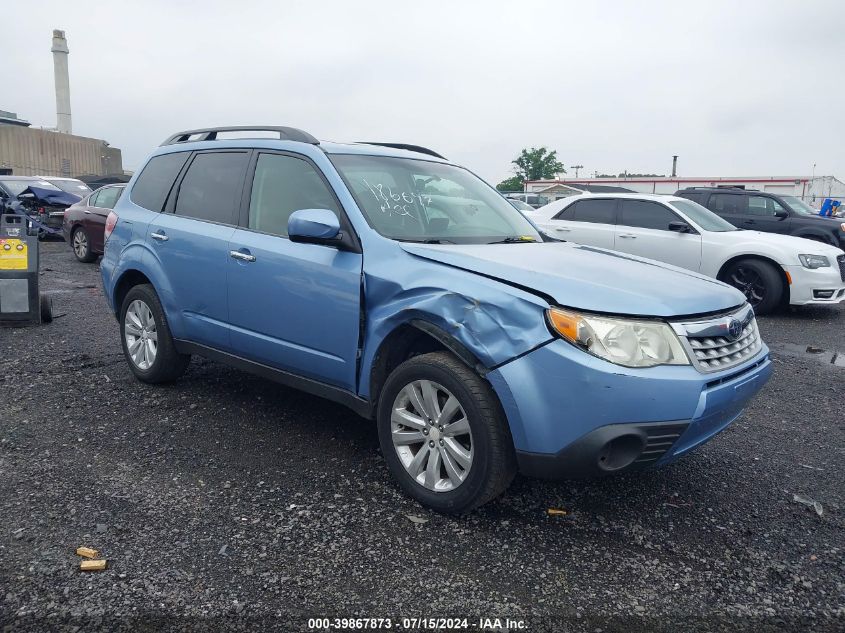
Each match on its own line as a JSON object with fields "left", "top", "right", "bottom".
{"left": 358, "top": 249, "right": 553, "bottom": 399}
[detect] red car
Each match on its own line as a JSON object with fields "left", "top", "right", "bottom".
{"left": 62, "top": 184, "right": 125, "bottom": 262}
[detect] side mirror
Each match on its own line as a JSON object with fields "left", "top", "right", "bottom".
{"left": 668, "top": 221, "right": 692, "bottom": 233}
{"left": 288, "top": 209, "right": 341, "bottom": 246}
{"left": 774, "top": 209, "right": 789, "bottom": 219}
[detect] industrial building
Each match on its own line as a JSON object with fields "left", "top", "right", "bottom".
{"left": 525, "top": 175, "right": 845, "bottom": 207}
{"left": 0, "top": 30, "right": 123, "bottom": 178}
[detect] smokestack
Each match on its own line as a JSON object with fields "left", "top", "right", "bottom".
{"left": 51, "top": 29, "right": 72, "bottom": 134}
{"left": 671, "top": 155, "right": 678, "bottom": 177}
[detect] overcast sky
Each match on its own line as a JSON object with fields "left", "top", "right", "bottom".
{"left": 3, "top": 0, "right": 844, "bottom": 183}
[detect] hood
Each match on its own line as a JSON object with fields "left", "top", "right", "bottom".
{"left": 19, "top": 186, "right": 81, "bottom": 207}
{"left": 399, "top": 241, "right": 745, "bottom": 317}
{"left": 716, "top": 230, "right": 844, "bottom": 257}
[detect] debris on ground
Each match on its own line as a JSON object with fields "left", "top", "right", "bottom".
{"left": 80, "top": 559, "right": 108, "bottom": 571}
{"left": 76, "top": 546, "right": 98, "bottom": 558}
{"left": 546, "top": 508, "right": 567, "bottom": 516}
{"left": 793, "top": 493, "right": 824, "bottom": 516}
{"left": 405, "top": 515, "right": 429, "bottom": 524}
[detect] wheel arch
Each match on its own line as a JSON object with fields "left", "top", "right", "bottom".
{"left": 792, "top": 229, "right": 837, "bottom": 245}
{"left": 112, "top": 269, "right": 154, "bottom": 319}
{"left": 716, "top": 254, "right": 791, "bottom": 306}
{"left": 366, "top": 320, "right": 488, "bottom": 415}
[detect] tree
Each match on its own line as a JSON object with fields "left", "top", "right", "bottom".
{"left": 513, "top": 147, "right": 565, "bottom": 181}
{"left": 496, "top": 175, "right": 524, "bottom": 192}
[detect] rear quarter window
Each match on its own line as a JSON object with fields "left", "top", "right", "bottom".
{"left": 130, "top": 152, "right": 190, "bottom": 212}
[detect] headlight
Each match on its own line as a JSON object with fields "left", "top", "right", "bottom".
{"left": 798, "top": 254, "right": 830, "bottom": 269}
{"left": 547, "top": 307, "right": 689, "bottom": 368}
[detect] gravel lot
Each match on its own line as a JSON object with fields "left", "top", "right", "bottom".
{"left": 1, "top": 242, "right": 843, "bottom": 632}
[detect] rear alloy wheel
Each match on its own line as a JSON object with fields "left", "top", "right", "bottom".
{"left": 120, "top": 284, "right": 190, "bottom": 383}
{"left": 72, "top": 227, "right": 96, "bottom": 263}
{"left": 722, "top": 259, "right": 783, "bottom": 315}
{"left": 377, "top": 351, "right": 516, "bottom": 514}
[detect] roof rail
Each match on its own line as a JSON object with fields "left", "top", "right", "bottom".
{"left": 160, "top": 126, "right": 319, "bottom": 146}
{"left": 358, "top": 142, "right": 446, "bottom": 160}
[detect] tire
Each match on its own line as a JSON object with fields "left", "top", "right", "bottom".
{"left": 721, "top": 259, "right": 784, "bottom": 315}
{"left": 377, "top": 351, "right": 516, "bottom": 514}
{"left": 71, "top": 227, "right": 97, "bottom": 263}
{"left": 39, "top": 294, "right": 53, "bottom": 324}
{"left": 119, "top": 284, "right": 190, "bottom": 383}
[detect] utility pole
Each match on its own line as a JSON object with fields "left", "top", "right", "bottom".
{"left": 570, "top": 165, "right": 584, "bottom": 178}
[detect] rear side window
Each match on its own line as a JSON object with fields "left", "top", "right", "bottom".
{"left": 174, "top": 152, "right": 249, "bottom": 224}
{"left": 557, "top": 198, "right": 616, "bottom": 224}
{"left": 619, "top": 200, "right": 680, "bottom": 230}
{"left": 708, "top": 193, "right": 747, "bottom": 214}
{"left": 248, "top": 153, "right": 340, "bottom": 237}
{"left": 130, "top": 152, "right": 190, "bottom": 212}
{"left": 94, "top": 187, "right": 122, "bottom": 210}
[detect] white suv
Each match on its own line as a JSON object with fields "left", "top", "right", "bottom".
{"left": 533, "top": 193, "right": 845, "bottom": 314}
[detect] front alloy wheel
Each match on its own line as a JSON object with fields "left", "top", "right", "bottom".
{"left": 124, "top": 299, "right": 158, "bottom": 370}
{"left": 377, "top": 351, "right": 516, "bottom": 514}
{"left": 391, "top": 380, "right": 474, "bottom": 492}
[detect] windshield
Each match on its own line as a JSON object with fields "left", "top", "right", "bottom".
{"left": 0, "top": 179, "right": 61, "bottom": 196}
{"left": 48, "top": 179, "right": 92, "bottom": 195}
{"left": 332, "top": 155, "right": 542, "bottom": 244}
{"left": 670, "top": 199, "right": 739, "bottom": 232}
{"left": 780, "top": 195, "right": 817, "bottom": 215}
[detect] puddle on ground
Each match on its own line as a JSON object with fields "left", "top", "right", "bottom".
{"left": 775, "top": 343, "right": 845, "bottom": 368}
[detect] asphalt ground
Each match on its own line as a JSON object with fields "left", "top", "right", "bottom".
{"left": 1, "top": 241, "right": 843, "bottom": 632}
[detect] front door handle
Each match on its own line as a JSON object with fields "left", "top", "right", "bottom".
{"left": 554, "top": 227, "right": 571, "bottom": 232}
{"left": 230, "top": 250, "right": 256, "bottom": 262}
{"left": 618, "top": 233, "right": 637, "bottom": 239}
{"left": 150, "top": 231, "right": 169, "bottom": 241}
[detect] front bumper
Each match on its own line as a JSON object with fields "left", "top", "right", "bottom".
{"left": 785, "top": 263, "right": 845, "bottom": 305}
{"left": 486, "top": 338, "right": 772, "bottom": 479}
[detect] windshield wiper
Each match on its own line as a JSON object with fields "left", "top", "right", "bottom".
{"left": 395, "top": 238, "right": 455, "bottom": 244}
{"left": 487, "top": 236, "right": 538, "bottom": 244}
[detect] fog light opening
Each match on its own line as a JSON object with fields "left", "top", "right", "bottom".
{"left": 597, "top": 434, "right": 644, "bottom": 471}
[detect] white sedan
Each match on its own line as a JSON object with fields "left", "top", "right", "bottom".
{"left": 531, "top": 193, "right": 845, "bottom": 314}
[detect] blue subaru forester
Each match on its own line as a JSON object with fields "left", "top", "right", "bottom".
{"left": 101, "top": 126, "right": 772, "bottom": 513}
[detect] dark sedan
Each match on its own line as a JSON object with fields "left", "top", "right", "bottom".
{"left": 62, "top": 184, "right": 125, "bottom": 262}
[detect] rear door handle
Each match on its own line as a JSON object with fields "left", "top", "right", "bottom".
{"left": 150, "top": 231, "right": 169, "bottom": 241}
{"left": 230, "top": 250, "right": 256, "bottom": 262}
{"left": 618, "top": 233, "right": 637, "bottom": 239}
{"left": 554, "top": 227, "right": 571, "bottom": 232}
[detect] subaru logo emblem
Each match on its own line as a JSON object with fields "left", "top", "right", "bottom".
{"left": 727, "top": 318, "right": 743, "bottom": 340}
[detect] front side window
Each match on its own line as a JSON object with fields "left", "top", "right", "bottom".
{"left": 748, "top": 195, "right": 785, "bottom": 216}
{"left": 619, "top": 199, "right": 680, "bottom": 230}
{"left": 669, "top": 199, "right": 738, "bottom": 232}
{"left": 248, "top": 153, "right": 340, "bottom": 237}
{"left": 174, "top": 152, "right": 248, "bottom": 224}
{"left": 780, "top": 195, "right": 816, "bottom": 215}
{"left": 332, "top": 155, "right": 541, "bottom": 244}
{"left": 131, "top": 152, "right": 190, "bottom": 212}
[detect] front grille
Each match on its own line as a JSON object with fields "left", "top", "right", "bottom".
{"left": 633, "top": 423, "right": 688, "bottom": 466}
{"left": 838, "top": 254, "right": 845, "bottom": 282}
{"left": 688, "top": 319, "right": 760, "bottom": 371}
{"left": 671, "top": 305, "right": 763, "bottom": 373}
{"left": 687, "top": 318, "right": 762, "bottom": 372}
